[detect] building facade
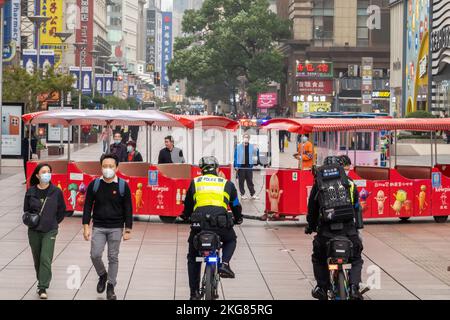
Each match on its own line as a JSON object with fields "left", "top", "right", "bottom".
{"left": 389, "top": 0, "right": 404, "bottom": 117}
{"left": 279, "top": 0, "right": 391, "bottom": 116}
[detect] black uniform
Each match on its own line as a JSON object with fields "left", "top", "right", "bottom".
{"left": 307, "top": 178, "right": 363, "bottom": 289}
{"left": 183, "top": 175, "right": 243, "bottom": 295}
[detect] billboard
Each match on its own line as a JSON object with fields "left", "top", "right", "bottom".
{"left": 76, "top": 0, "right": 94, "bottom": 67}
{"left": 146, "top": 9, "right": 156, "bottom": 73}
{"left": 298, "top": 80, "right": 333, "bottom": 95}
{"left": 39, "top": 0, "right": 63, "bottom": 68}
{"left": 296, "top": 62, "right": 333, "bottom": 78}
{"left": 257, "top": 92, "right": 278, "bottom": 109}
{"left": 161, "top": 12, "right": 173, "bottom": 87}
{"left": 3, "top": 0, "right": 21, "bottom": 62}
{"left": 47, "top": 106, "right": 73, "bottom": 143}
{"left": 1, "top": 104, "right": 23, "bottom": 157}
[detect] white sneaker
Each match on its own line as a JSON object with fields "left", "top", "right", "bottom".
{"left": 251, "top": 195, "right": 260, "bottom": 200}
{"left": 241, "top": 195, "right": 248, "bottom": 200}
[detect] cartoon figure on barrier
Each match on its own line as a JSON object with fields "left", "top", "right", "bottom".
{"left": 134, "top": 183, "right": 145, "bottom": 212}
{"left": 375, "top": 190, "right": 387, "bottom": 215}
{"left": 77, "top": 183, "right": 87, "bottom": 208}
{"left": 403, "top": 199, "right": 412, "bottom": 215}
{"left": 392, "top": 190, "right": 407, "bottom": 215}
{"left": 359, "top": 188, "right": 370, "bottom": 212}
{"left": 416, "top": 185, "right": 428, "bottom": 214}
{"left": 264, "top": 173, "right": 283, "bottom": 221}
{"left": 68, "top": 183, "right": 79, "bottom": 209}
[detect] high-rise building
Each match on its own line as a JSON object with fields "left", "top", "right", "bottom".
{"left": 279, "top": 0, "right": 391, "bottom": 115}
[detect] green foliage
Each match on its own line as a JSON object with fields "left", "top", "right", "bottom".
{"left": 104, "top": 96, "right": 129, "bottom": 110}
{"left": 3, "top": 66, "right": 75, "bottom": 113}
{"left": 168, "top": 0, "right": 292, "bottom": 111}
{"left": 405, "top": 111, "right": 435, "bottom": 118}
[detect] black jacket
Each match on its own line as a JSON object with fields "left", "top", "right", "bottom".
{"left": 127, "top": 151, "right": 143, "bottom": 162}
{"left": 110, "top": 143, "right": 128, "bottom": 163}
{"left": 23, "top": 184, "right": 66, "bottom": 233}
{"left": 307, "top": 178, "right": 359, "bottom": 237}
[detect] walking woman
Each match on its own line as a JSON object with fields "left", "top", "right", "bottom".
{"left": 23, "top": 163, "right": 66, "bottom": 299}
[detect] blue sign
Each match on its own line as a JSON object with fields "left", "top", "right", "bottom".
{"left": 432, "top": 172, "right": 442, "bottom": 189}
{"left": 161, "top": 12, "right": 173, "bottom": 87}
{"left": 104, "top": 75, "right": 114, "bottom": 95}
{"left": 81, "top": 67, "right": 93, "bottom": 94}
{"left": 3, "top": 0, "right": 21, "bottom": 62}
{"left": 22, "top": 49, "right": 55, "bottom": 74}
{"left": 69, "top": 66, "right": 81, "bottom": 90}
{"left": 95, "top": 74, "right": 104, "bottom": 94}
{"left": 148, "top": 170, "right": 158, "bottom": 186}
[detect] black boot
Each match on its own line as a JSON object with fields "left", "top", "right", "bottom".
{"left": 350, "top": 285, "right": 364, "bottom": 300}
{"left": 106, "top": 283, "right": 117, "bottom": 300}
{"left": 190, "top": 290, "right": 201, "bottom": 300}
{"left": 97, "top": 272, "right": 108, "bottom": 294}
{"left": 311, "top": 285, "right": 328, "bottom": 300}
{"left": 219, "top": 262, "right": 235, "bottom": 279}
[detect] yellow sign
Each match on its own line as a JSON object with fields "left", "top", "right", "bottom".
{"left": 297, "top": 102, "right": 331, "bottom": 113}
{"left": 40, "top": 0, "right": 63, "bottom": 68}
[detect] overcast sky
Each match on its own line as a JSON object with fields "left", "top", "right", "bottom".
{"left": 161, "top": 0, "right": 173, "bottom": 11}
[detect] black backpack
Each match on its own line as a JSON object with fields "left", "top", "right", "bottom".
{"left": 314, "top": 164, "right": 355, "bottom": 224}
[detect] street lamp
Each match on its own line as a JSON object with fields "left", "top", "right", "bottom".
{"left": 73, "top": 42, "right": 87, "bottom": 146}
{"left": 89, "top": 50, "right": 101, "bottom": 98}
{"left": 28, "top": 15, "right": 51, "bottom": 75}
{"left": 55, "top": 32, "right": 73, "bottom": 152}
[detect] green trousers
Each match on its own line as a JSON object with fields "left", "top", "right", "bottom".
{"left": 28, "top": 229, "right": 58, "bottom": 290}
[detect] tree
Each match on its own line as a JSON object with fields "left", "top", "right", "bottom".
{"left": 104, "top": 96, "right": 129, "bottom": 110}
{"left": 2, "top": 66, "right": 75, "bottom": 113}
{"left": 168, "top": 0, "right": 291, "bottom": 114}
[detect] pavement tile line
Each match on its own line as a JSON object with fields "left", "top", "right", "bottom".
{"left": 238, "top": 224, "right": 275, "bottom": 300}
{"left": 363, "top": 228, "right": 436, "bottom": 300}
{"left": 173, "top": 224, "right": 180, "bottom": 300}
{"left": 123, "top": 218, "right": 150, "bottom": 300}
{"left": 21, "top": 223, "right": 85, "bottom": 300}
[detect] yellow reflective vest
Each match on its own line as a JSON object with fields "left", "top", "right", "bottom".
{"left": 193, "top": 174, "right": 229, "bottom": 210}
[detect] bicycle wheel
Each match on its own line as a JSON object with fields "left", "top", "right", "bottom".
{"left": 337, "top": 271, "right": 348, "bottom": 300}
{"left": 204, "top": 264, "right": 217, "bottom": 300}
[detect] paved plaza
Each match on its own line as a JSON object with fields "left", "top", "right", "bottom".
{"left": 1, "top": 129, "right": 450, "bottom": 300}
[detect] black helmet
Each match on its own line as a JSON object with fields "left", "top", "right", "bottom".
{"left": 339, "top": 155, "right": 352, "bottom": 167}
{"left": 323, "top": 156, "right": 343, "bottom": 166}
{"left": 199, "top": 156, "right": 219, "bottom": 174}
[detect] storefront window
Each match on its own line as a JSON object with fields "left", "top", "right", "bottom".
{"left": 357, "top": 0, "right": 369, "bottom": 47}
{"left": 313, "top": 0, "right": 334, "bottom": 44}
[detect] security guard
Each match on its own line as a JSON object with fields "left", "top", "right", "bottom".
{"left": 305, "top": 156, "right": 364, "bottom": 300}
{"left": 182, "top": 156, "right": 243, "bottom": 300}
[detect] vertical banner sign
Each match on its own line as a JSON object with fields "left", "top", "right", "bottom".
{"left": 146, "top": 9, "right": 156, "bottom": 73}
{"left": 104, "top": 75, "right": 113, "bottom": 95}
{"left": 39, "top": 0, "right": 63, "bottom": 68}
{"left": 3, "top": 0, "right": 21, "bottom": 62}
{"left": 76, "top": 0, "right": 94, "bottom": 67}
{"left": 69, "top": 66, "right": 81, "bottom": 89}
{"left": 95, "top": 74, "right": 104, "bottom": 94}
{"left": 161, "top": 12, "right": 173, "bottom": 87}
{"left": 81, "top": 67, "right": 92, "bottom": 94}
{"left": 361, "top": 57, "right": 373, "bottom": 107}
{"left": 22, "top": 49, "right": 55, "bottom": 74}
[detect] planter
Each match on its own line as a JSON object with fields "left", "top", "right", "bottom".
{"left": 47, "top": 145, "right": 64, "bottom": 156}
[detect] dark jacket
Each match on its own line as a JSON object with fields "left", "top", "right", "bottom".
{"left": 110, "top": 142, "right": 128, "bottom": 163}
{"left": 307, "top": 177, "right": 359, "bottom": 237}
{"left": 158, "top": 147, "right": 185, "bottom": 164}
{"left": 23, "top": 184, "right": 66, "bottom": 233}
{"left": 127, "top": 151, "right": 143, "bottom": 162}
{"left": 22, "top": 136, "right": 38, "bottom": 161}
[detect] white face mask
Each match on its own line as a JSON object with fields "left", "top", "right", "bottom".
{"left": 243, "top": 137, "right": 249, "bottom": 144}
{"left": 301, "top": 136, "right": 308, "bottom": 143}
{"left": 102, "top": 168, "right": 115, "bottom": 179}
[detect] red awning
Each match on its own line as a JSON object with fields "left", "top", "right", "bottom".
{"left": 164, "top": 114, "right": 239, "bottom": 130}
{"left": 262, "top": 117, "right": 450, "bottom": 133}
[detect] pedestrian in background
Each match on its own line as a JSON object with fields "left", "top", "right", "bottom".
{"left": 100, "top": 126, "right": 112, "bottom": 154}
{"left": 158, "top": 135, "right": 185, "bottom": 164}
{"left": 126, "top": 140, "right": 143, "bottom": 162}
{"left": 22, "top": 127, "right": 38, "bottom": 184}
{"left": 110, "top": 132, "right": 128, "bottom": 163}
{"left": 234, "top": 133, "right": 260, "bottom": 200}
{"left": 24, "top": 163, "right": 66, "bottom": 299}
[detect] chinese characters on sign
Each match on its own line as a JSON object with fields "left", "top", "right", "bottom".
{"left": 297, "top": 80, "right": 333, "bottom": 94}
{"left": 257, "top": 93, "right": 278, "bottom": 109}
{"left": 296, "top": 62, "right": 333, "bottom": 78}
{"left": 40, "top": 0, "right": 63, "bottom": 67}
{"left": 161, "top": 12, "right": 173, "bottom": 87}
{"left": 76, "top": 0, "right": 94, "bottom": 68}
{"left": 146, "top": 9, "right": 156, "bottom": 74}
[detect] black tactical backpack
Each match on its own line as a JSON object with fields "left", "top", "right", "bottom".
{"left": 314, "top": 164, "right": 355, "bottom": 224}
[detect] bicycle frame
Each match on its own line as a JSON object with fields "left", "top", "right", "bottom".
{"left": 196, "top": 249, "right": 222, "bottom": 300}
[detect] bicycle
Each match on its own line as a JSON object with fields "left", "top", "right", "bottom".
{"left": 194, "top": 231, "right": 222, "bottom": 300}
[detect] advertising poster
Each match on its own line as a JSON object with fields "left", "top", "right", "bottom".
{"left": 161, "top": 12, "right": 173, "bottom": 87}
{"left": 3, "top": 0, "right": 21, "bottom": 62}
{"left": 39, "top": 0, "right": 63, "bottom": 68}
{"left": 47, "top": 106, "right": 73, "bottom": 143}
{"left": 1, "top": 104, "right": 23, "bottom": 156}
{"left": 81, "top": 67, "right": 93, "bottom": 94}
{"left": 22, "top": 49, "right": 55, "bottom": 74}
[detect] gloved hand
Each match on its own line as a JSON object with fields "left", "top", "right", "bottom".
{"left": 304, "top": 225, "right": 314, "bottom": 235}
{"left": 179, "top": 214, "right": 190, "bottom": 222}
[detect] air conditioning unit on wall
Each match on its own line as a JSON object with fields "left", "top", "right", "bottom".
{"left": 348, "top": 65, "right": 359, "bottom": 77}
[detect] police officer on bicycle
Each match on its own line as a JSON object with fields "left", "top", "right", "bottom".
{"left": 305, "top": 156, "right": 364, "bottom": 300}
{"left": 182, "top": 156, "right": 243, "bottom": 300}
